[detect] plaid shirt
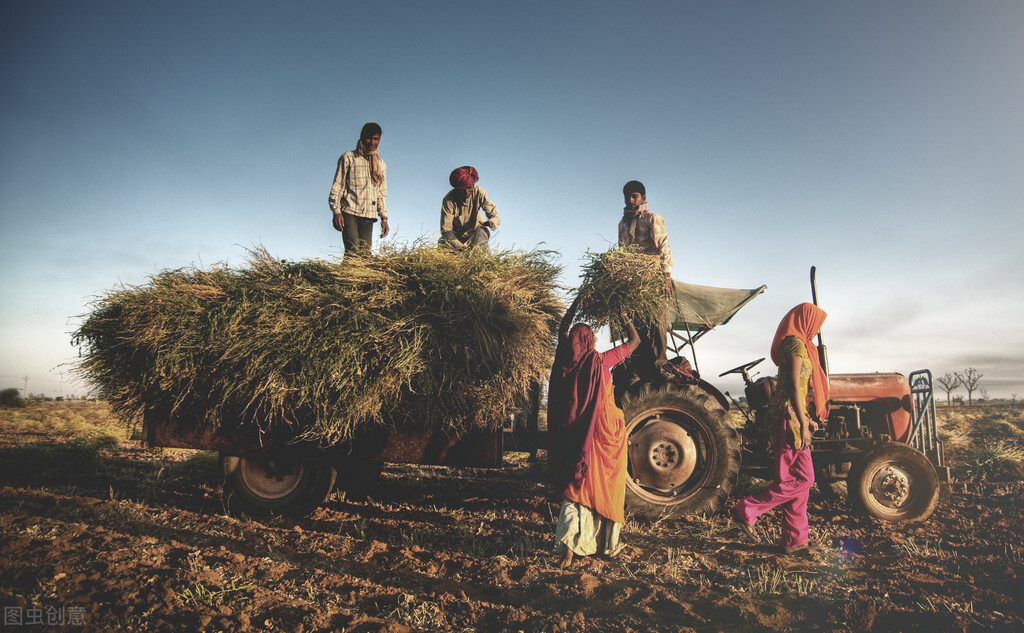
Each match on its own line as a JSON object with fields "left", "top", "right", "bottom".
{"left": 618, "top": 204, "right": 673, "bottom": 275}
{"left": 328, "top": 151, "right": 387, "bottom": 220}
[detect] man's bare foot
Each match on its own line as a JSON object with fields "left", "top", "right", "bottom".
{"left": 559, "top": 549, "right": 574, "bottom": 569}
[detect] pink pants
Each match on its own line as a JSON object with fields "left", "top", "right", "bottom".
{"left": 734, "top": 419, "right": 815, "bottom": 548}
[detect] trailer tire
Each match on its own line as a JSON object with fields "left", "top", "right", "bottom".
{"left": 848, "top": 442, "right": 939, "bottom": 522}
{"left": 621, "top": 382, "right": 741, "bottom": 518}
{"left": 222, "top": 454, "right": 335, "bottom": 517}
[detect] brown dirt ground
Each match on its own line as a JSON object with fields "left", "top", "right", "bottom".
{"left": 1, "top": 407, "right": 1022, "bottom": 632}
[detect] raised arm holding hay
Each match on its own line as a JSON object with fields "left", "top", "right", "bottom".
{"left": 548, "top": 300, "right": 639, "bottom": 568}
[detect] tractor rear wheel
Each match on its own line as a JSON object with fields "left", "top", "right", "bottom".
{"left": 222, "top": 454, "right": 336, "bottom": 517}
{"left": 621, "top": 383, "right": 741, "bottom": 518}
{"left": 847, "top": 442, "right": 939, "bottom": 522}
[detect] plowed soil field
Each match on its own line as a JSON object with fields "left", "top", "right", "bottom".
{"left": 1, "top": 402, "right": 1022, "bottom": 632}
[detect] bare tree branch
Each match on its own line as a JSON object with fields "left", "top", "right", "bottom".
{"left": 955, "top": 367, "right": 983, "bottom": 406}
{"left": 935, "top": 372, "right": 961, "bottom": 406}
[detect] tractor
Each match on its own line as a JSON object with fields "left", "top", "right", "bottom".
{"left": 613, "top": 269, "right": 948, "bottom": 522}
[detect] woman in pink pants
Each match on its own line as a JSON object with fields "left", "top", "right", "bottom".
{"left": 734, "top": 303, "right": 829, "bottom": 554}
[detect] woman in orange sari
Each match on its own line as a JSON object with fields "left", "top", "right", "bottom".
{"left": 548, "top": 300, "right": 639, "bottom": 568}
{"left": 734, "top": 303, "right": 828, "bottom": 554}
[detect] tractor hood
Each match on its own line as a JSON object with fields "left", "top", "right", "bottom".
{"left": 828, "top": 373, "right": 912, "bottom": 442}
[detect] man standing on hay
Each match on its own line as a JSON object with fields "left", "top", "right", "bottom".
{"left": 439, "top": 166, "right": 500, "bottom": 250}
{"left": 618, "top": 180, "right": 673, "bottom": 379}
{"left": 329, "top": 122, "right": 389, "bottom": 256}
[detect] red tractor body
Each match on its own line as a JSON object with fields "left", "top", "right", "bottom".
{"left": 829, "top": 373, "right": 913, "bottom": 442}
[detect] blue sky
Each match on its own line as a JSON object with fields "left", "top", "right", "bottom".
{"left": 2, "top": 1, "right": 1022, "bottom": 399}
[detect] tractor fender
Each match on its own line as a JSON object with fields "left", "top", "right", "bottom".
{"left": 695, "top": 378, "right": 730, "bottom": 412}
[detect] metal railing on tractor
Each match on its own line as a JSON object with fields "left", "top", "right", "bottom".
{"left": 909, "top": 369, "right": 951, "bottom": 482}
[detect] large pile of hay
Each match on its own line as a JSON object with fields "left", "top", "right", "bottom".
{"left": 573, "top": 247, "right": 669, "bottom": 339}
{"left": 73, "top": 245, "right": 563, "bottom": 444}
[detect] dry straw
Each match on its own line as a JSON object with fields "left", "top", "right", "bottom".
{"left": 573, "top": 247, "right": 669, "bottom": 339}
{"left": 73, "top": 245, "right": 563, "bottom": 444}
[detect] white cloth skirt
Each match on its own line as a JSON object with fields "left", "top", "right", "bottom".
{"left": 554, "top": 498, "right": 623, "bottom": 557}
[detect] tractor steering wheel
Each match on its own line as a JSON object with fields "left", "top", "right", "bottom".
{"left": 718, "top": 357, "right": 765, "bottom": 378}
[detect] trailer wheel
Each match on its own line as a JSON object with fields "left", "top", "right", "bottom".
{"left": 222, "top": 454, "right": 335, "bottom": 517}
{"left": 621, "top": 383, "right": 741, "bottom": 518}
{"left": 847, "top": 443, "right": 939, "bottom": 522}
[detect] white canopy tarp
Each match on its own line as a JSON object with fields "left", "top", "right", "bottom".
{"left": 667, "top": 280, "right": 766, "bottom": 332}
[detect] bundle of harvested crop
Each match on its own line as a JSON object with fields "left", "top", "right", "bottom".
{"left": 573, "top": 247, "right": 669, "bottom": 339}
{"left": 73, "top": 245, "right": 563, "bottom": 444}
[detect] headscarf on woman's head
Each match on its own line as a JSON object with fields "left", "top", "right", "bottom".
{"left": 547, "top": 322, "right": 603, "bottom": 493}
{"left": 562, "top": 323, "right": 597, "bottom": 378}
{"left": 449, "top": 166, "right": 480, "bottom": 189}
{"left": 771, "top": 303, "right": 829, "bottom": 420}
{"left": 355, "top": 122, "right": 385, "bottom": 185}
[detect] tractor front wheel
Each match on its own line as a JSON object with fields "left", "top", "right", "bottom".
{"left": 621, "top": 383, "right": 741, "bottom": 518}
{"left": 222, "top": 454, "right": 336, "bottom": 517}
{"left": 847, "top": 442, "right": 939, "bottom": 522}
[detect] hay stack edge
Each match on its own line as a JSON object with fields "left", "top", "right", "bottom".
{"left": 74, "top": 245, "right": 564, "bottom": 445}
{"left": 574, "top": 247, "right": 670, "bottom": 340}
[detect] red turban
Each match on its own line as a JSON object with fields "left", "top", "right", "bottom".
{"left": 449, "top": 166, "right": 479, "bottom": 189}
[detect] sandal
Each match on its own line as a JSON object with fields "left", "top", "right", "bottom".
{"left": 737, "top": 522, "right": 761, "bottom": 544}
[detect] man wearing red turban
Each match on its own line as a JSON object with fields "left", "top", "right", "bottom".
{"left": 440, "top": 166, "right": 501, "bottom": 250}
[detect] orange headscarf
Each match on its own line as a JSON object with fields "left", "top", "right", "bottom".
{"left": 770, "top": 303, "right": 829, "bottom": 420}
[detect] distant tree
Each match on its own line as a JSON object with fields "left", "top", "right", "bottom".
{"left": 936, "top": 372, "right": 961, "bottom": 405}
{"left": 956, "top": 367, "right": 984, "bottom": 406}
{"left": 1, "top": 387, "right": 25, "bottom": 407}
